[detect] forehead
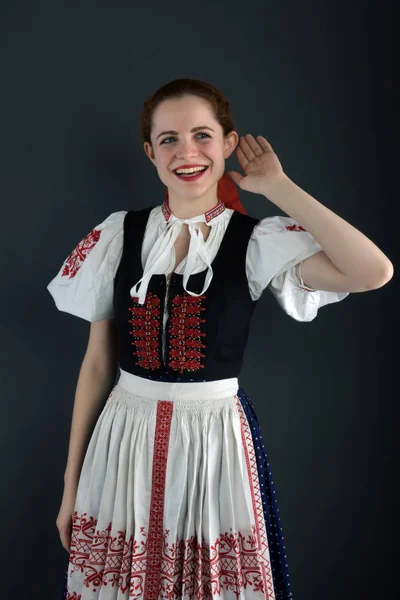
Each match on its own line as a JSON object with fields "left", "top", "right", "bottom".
{"left": 152, "top": 96, "right": 216, "bottom": 130}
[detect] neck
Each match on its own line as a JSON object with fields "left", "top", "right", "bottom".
{"left": 166, "top": 186, "right": 221, "bottom": 219}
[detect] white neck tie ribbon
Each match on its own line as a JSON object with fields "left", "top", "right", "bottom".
{"left": 129, "top": 214, "right": 214, "bottom": 305}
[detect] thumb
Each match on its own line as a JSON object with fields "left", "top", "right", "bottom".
{"left": 226, "top": 170, "right": 244, "bottom": 187}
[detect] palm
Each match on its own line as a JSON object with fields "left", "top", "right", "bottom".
{"left": 227, "top": 134, "right": 284, "bottom": 195}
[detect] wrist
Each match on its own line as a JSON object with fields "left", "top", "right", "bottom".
{"left": 261, "top": 173, "right": 292, "bottom": 201}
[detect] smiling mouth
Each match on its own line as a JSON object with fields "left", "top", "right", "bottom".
{"left": 173, "top": 166, "right": 209, "bottom": 179}
{"left": 173, "top": 166, "right": 209, "bottom": 175}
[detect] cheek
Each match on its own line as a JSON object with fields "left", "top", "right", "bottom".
{"left": 157, "top": 148, "right": 175, "bottom": 167}
{"left": 207, "top": 143, "right": 225, "bottom": 160}
{"left": 155, "top": 153, "right": 171, "bottom": 170}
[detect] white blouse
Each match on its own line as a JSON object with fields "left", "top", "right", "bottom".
{"left": 47, "top": 202, "right": 349, "bottom": 323}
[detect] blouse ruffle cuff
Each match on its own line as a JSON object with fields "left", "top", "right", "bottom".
{"left": 246, "top": 215, "right": 349, "bottom": 320}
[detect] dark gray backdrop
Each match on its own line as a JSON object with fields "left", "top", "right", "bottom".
{"left": 1, "top": 1, "right": 397, "bottom": 598}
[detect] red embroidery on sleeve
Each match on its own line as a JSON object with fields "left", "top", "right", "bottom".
{"left": 61, "top": 229, "right": 102, "bottom": 279}
{"left": 285, "top": 224, "right": 306, "bottom": 232}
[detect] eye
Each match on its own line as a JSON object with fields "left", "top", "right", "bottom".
{"left": 160, "top": 132, "right": 211, "bottom": 145}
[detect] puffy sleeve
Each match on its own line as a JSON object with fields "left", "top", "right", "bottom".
{"left": 47, "top": 210, "right": 127, "bottom": 322}
{"left": 246, "top": 215, "right": 349, "bottom": 322}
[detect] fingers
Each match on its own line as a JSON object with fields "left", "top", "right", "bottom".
{"left": 59, "top": 527, "right": 70, "bottom": 551}
{"left": 236, "top": 145, "right": 249, "bottom": 168}
{"left": 57, "top": 519, "right": 72, "bottom": 553}
{"left": 256, "top": 135, "right": 273, "bottom": 152}
{"left": 238, "top": 134, "right": 268, "bottom": 160}
{"left": 240, "top": 134, "right": 261, "bottom": 158}
{"left": 60, "top": 530, "right": 71, "bottom": 553}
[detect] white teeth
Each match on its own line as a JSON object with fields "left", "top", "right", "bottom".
{"left": 175, "top": 166, "right": 207, "bottom": 174}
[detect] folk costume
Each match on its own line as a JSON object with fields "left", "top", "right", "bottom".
{"left": 48, "top": 174, "right": 348, "bottom": 599}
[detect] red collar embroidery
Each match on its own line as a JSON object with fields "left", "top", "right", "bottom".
{"left": 161, "top": 198, "right": 226, "bottom": 224}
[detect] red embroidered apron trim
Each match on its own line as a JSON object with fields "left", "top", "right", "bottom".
{"left": 61, "top": 229, "right": 102, "bottom": 279}
{"left": 65, "top": 592, "right": 81, "bottom": 599}
{"left": 67, "top": 513, "right": 272, "bottom": 598}
{"left": 66, "top": 401, "right": 274, "bottom": 599}
{"left": 235, "top": 394, "right": 275, "bottom": 599}
{"left": 129, "top": 292, "right": 161, "bottom": 370}
{"left": 168, "top": 294, "right": 207, "bottom": 374}
{"left": 144, "top": 400, "right": 174, "bottom": 599}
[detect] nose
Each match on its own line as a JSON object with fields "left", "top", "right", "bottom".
{"left": 176, "top": 139, "right": 200, "bottom": 158}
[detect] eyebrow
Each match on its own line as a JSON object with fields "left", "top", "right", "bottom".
{"left": 156, "top": 126, "right": 215, "bottom": 140}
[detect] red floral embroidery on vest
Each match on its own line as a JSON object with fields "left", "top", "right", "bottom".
{"left": 285, "top": 223, "right": 306, "bottom": 232}
{"left": 168, "top": 294, "right": 206, "bottom": 374}
{"left": 129, "top": 292, "right": 161, "bottom": 370}
{"left": 62, "top": 229, "right": 102, "bottom": 279}
{"left": 67, "top": 510, "right": 269, "bottom": 599}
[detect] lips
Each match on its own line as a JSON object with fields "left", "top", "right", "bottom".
{"left": 172, "top": 165, "right": 209, "bottom": 174}
{"left": 172, "top": 165, "right": 210, "bottom": 182}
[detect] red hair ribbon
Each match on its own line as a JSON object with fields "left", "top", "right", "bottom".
{"left": 164, "top": 172, "right": 247, "bottom": 215}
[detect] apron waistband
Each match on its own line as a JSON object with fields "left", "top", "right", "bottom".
{"left": 117, "top": 368, "right": 239, "bottom": 402}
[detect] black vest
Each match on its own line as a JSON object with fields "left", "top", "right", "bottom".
{"left": 113, "top": 207, "right": 260, "bottom": 382}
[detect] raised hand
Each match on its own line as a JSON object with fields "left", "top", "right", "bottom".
{"left": 227, "top": 134, "right": 286, "bottom": 195}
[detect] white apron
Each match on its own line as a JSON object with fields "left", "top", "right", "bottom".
{"left": 63, "top": 369, "right": 278, "bottom": 600}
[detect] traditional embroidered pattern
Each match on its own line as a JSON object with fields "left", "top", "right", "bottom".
{"left": 168, "top": 294, "right": 207, "bottom": 373}
{"left": 285, "top": 224, "right": 306, "bottom": 232}
{"left": 67, "top": 511, "right": 270, "bottom": 599}
{"left": 144, "top": 400, "right": 174, "bottom": 599}
{"left": 161, "top": 199, "right": 172, "bottom": 222}
{"left": 235, "top": 395, "right": 275, "bottom": 599}
{"left": 64, "top": 394, "right": 276, "bottom": 599}
{"left": 61, "top": 229, "right": 102, "bottom": 279}
{"left": 205, "top": 201, "right": 225, "bottom": 223}
{"left": 161, "top": 198, "right": 225, "bottom": 224}
{"left": 65, "top": 592, "right": 81, "bottom": 600}
{"left": 129, "top": 292, "right": 161, "bottom": 370}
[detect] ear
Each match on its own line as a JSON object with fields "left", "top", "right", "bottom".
{"left": 143, "top": 142, "right": 157, "bottom": 166}
{"left": 224, "top": 131, "right": 239, "bottom": 160}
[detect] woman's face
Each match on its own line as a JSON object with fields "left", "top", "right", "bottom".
{"left": 144, "top": 95, "right": 238, "bottom": 202}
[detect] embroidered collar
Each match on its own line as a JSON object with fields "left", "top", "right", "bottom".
{"left": 161, "top": 198, "right": 226, "bottom": 224}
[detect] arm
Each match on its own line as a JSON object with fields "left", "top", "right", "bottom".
{"left": 262, "top": 175, "right": 394, "bottom": 293}
{"left": 229, "top": 134, "right": 393, "bottom": 293}
{"left": 294, "top": 251, "right": 374, "bottom": 293}
{"left": 63, "top": 318, "right": 119, "bottom": 488}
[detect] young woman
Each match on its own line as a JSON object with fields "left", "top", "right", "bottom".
{"left": 48, "top": 78, "right": 393, "bottom": 600}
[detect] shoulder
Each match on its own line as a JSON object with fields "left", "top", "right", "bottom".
{"left": 123, "top": 205, "right": 160, "bottom": 231}
{"left": 251, "top": 215, "right": 307, "bottom": 236}
{"left": 47, "top": 209, "right": 129, "bottom": 322}
{"left": 51, "top": 209, "right": 128, "bottom": 282}
{"left": 73, "top": 209, "right": 127, "bottom": 256}
{"left": 231, "top": 210, "right": 259, "bottom": 225}
{"left": 88, "top": 209, "right": 129, "bottom": 232}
